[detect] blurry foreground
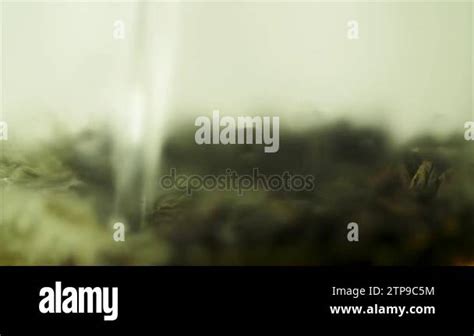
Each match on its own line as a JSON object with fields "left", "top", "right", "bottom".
{"left": 0, "top": 121, "right": 473, "bottom": 265}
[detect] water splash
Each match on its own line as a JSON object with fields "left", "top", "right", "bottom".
{"left": 113, "top": 3, "right": 181, "bottom": 230}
